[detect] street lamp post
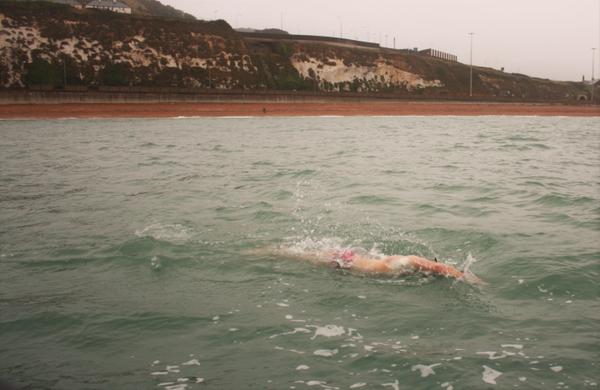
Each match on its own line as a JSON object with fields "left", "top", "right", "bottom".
{"left": 593, "top": 48, "right": 596, "bottom": 81}
{"left": 592, "top": 48, "right": 596, "bottom": 103}
{"left": 469, "top": 32, "right": 475, "bottom": 97}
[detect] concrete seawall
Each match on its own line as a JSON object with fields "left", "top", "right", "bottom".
{"left": 0, "top": 89, "right": 583, "bottom": 105}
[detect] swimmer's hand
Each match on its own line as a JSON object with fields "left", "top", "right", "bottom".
{"left": 460, "top": 271, "right": 487, "bottom": 286}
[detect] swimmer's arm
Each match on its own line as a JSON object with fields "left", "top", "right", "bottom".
{"left": 409, "top": 256, "right": 463, "bottom": 278}
{"left": 352, "top": 257, "right": 391, "bottom": 273}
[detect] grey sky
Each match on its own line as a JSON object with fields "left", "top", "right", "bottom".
{"left": 162, "top": 0, "right": 599, "bottom": 81}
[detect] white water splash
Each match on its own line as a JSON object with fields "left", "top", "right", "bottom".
{"left": 411, "top": 363, "right": 441, "bottom": 378}
{"left": 482, "top": 365, "right": 502, "bottom": 384}
{"left": 501, "top": 344, "right": 523, "bottom": 349}
{"left": 269, "top": 327, "right": 311, "bottom": 339}
{"left": 313, "top": 349, "right": 338, "bottom": 357}
{"left": 382, "top": 380, "right": 400, "bottom": 390}
{"left": 309, "top": 325, "right": 345, "bottom": 339}
{"left": 305, "top": 380, "right": 339, "bottom": 389}
{"left": 150, "top": 256, "right": 161, "bottom": 270}
{"left": 135, "top": 223, "right": 194, "bottom": 244}
{"left": 477, "top": 351, "right": 508, "bottom": 360}
{"left": 460, "top": 252, "right": 484, "bottom": 284}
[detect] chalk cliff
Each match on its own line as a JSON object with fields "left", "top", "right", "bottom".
{"left": 0, "top": 1, "right": 589, "bottom": 101}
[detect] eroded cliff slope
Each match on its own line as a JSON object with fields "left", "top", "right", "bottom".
{"left": 0, "top": 1, "right": 589, "bottom": 101}
{"left": 0, "top": 2, "right": 257, "bottom": 89}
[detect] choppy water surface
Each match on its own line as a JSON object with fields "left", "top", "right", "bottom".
{"left": 0, "top": 116, "right": 598, "bottom": 389}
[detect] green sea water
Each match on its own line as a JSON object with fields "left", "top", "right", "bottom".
{"left": 0, "top": 116, "right": 598, "bottom": 389}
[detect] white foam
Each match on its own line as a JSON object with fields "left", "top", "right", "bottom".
{"left": 296, "top": 365, "right": 310, "bottom": 370}
{"left": 152, "top": 360, "right": 161, "bottom": 365}
{"left": 286, "top": 315, "right": 294, "bottom": 320}
{"left": 151, "top": 371, "right": 169, "bottom": 376}
{"left": 277, "top": 302, "right": 290, "bottom": 307}
{"left": 357, "top": 295, "right": 367, "bottom": 299}
{"left": 519, "top": 377, "right": 527, "bottom": 382}
{"left": 313, "top": 349, "right": 338, "bottom": 357}
{"left": 501, "top": 344, "right": 523, "bottom": 349}
{"left": 347, "top": 328, "right": 363, "bottom": 340}
{"left": 181, "top": 359, "right": 200, "bottom": 366}
{"left": 229, "top": 328, "right": 239, "bottom": 332}
{"left": 212, "top": 316, "right": 220, "bottom": 321}
{"left": 166, "top": 365, "right": 180, "bottom": 373}
{"left": 195, "top": 378, "right": 205, "bottom": 383}
{"left": 150, "top": 256, "right": 161, "bottom": 270}
{"left": 382, "top": 380, "right": 400, "bottom": 390}
{"left": 482, "top": 365, "right": 502, "bottom": 384}
{"left": 411, "top": 363, "right": 441, "bottom": 378}
{"left": 309, "top": 325, "right": 345, "bottom": 339}
{"left": 551, "top": 366, "right": 563, "bottom": 372}
{"left": 135, "top": 223, "right": 193, "bottom": 244}
{"left": 350, "top": 383, "right": 367, "bottom": 389}
{"left": 305, "top": 380, "right": 338, "bottom": 389}
{"left": 164, "top": 384, "right": 187, "bottom": 390}
{"left": 269, "top": 327, "right": 311, "bottom": 339}
{"left": 411, "top": 335, "right": 420, "bottom": 340}
{"left": 477, "top": 351, "right": 508, "bottom": 360}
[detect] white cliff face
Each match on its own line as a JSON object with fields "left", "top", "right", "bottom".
{"left": 0, "top": 14, "right": 256, "bottom": 88}
{"left": 0, "top": 15, "right": 50, "bottom": 87}
{"left": 291, "top": 54, "right": 443, "bottom": 91}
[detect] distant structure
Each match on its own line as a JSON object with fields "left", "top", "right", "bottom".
{"left": 419, "top": 48, "right": 457, "bottom": 62}
{"left": 30, "top": 0, "right": 133, "bottom": 13}
{"left": 236, "top": 28, "right": 290, "bottom": 35}
{"left": 85, "top": 0, "right": 132, "bottom": 14}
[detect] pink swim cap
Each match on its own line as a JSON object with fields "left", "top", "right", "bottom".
{"left": 340, "top": 250, "right": 354, "bottom": 261}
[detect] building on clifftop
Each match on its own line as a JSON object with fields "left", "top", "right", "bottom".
{"left": 85, "top": 0, "right": 131, "bottom": 14}
{"left": 419, "top": 48, "right": 458, "bottom": 62}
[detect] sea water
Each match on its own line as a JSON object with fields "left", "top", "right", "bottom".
{"left": 0, "top": 116, "right": 598, "bottom": 389}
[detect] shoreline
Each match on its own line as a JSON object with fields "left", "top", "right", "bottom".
{"left": 0, "top": 101, "right": 598, "bottom": 119}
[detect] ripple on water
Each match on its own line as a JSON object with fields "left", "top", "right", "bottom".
{"left": 134, "top": 223, "right": 195, "bottom": 245}
{"left": 348, "top": 195, "right": 397, "bottom": 205}
{"left": 533, "top": 193, "right": 596, "bottom": 207}
{"left": 1, "top": 116, "right": 598, "bottom": 389}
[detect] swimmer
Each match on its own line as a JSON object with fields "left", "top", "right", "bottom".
{"left": 329, "top": 249, "right": 459, "bottom": 276}
{"left": 267, "top": 247, "right": 484, "bottom": 285}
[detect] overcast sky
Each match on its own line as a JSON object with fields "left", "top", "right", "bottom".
{"left": 162, "top": 0, "right": 599, "bottom": 81}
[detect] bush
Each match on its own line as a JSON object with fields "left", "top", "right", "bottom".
{"left": 25, "top": 58, "right": 62, "bottom": 86}
{"left": 101, "top": 63, "right": 132, "bottom": 86}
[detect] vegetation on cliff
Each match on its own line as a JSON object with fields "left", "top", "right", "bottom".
{"left": 0, "top": 1, "right": 591, "bottom": 101}
{"left": 0, "top": 1, "right": 256, "bottom": 89}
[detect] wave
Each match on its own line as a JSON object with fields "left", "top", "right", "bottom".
{"left": 534, "top": 193, "right": 596, "bottom": 207}
{"left": 348, "top": 195, "right": 397, "bottom": 205}
{"left": 134, "top": 223, "right": 195, "bottom": 245}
